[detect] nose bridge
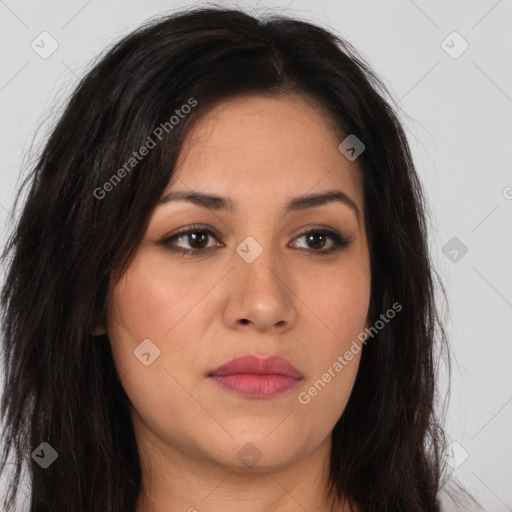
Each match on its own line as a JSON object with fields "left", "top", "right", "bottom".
{"left": 235, "top": 232, "right": 285, "bottom": 292}
{"left": 224, "top": 230, "right": 296, "bottom": 330}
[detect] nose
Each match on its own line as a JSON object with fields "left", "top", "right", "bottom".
{"left": 222, "top": 239, "right": 297, "bottom": 333}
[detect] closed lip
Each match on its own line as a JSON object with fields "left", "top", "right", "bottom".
{"left": 208, "top": 355, "right": 303, "bottom": 380}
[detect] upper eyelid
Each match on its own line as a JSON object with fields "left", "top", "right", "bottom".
{"left": 163, "top": 225, "right": 220, "bottom": 242}
{"left": 164, "top": 224, "right": 341, "bottom": 239}
{"left": 163, "top": 225, "right": 348, "bottom": 249}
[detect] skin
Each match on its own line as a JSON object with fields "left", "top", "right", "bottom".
{"left": 104, "top": 93, "right": 371, "bottom": 512}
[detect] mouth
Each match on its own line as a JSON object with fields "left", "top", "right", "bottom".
{"left": 208, "top": 355, "right": 304, "bottom": 399}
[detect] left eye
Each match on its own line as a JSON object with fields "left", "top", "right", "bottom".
{"left": 290, "top": 230, "right": 347, "bottom": 252}
{"left": 161, "top": 226, "right": 350, "bottom": 256}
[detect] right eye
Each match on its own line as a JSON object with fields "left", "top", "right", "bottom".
{"left": 161, "top": 225, "right": 223, "bottom": 256}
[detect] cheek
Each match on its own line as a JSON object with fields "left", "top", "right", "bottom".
{"left": 105, "top": 253, "right": 213, "bottom": 438}
{"left": 300, "top": 257, "right": 371, "bottom": 345}
{"left": 293, "top": 278, "right": 367, "bottom": 438}
{"left": 292, "top": 258, "right": 370, "bottom": 425}
{"left": 106, "top": 249, "right": 225, "bottom": 407}
{"left": 108, "top": 250, "right": 215, "bottom": 342}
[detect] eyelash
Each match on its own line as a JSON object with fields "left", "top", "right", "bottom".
{"left": 161, "top": 224, "right": 351, "bottom": 257}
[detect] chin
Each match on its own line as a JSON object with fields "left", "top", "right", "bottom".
{"left": 205, "top": 431, "right": 305, "bottom": 472}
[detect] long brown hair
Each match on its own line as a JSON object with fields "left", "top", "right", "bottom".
{"left": 2, "top": 6, "right": 455, "bottom": 511}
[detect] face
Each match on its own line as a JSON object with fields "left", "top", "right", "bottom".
{"left": 106, "top": 93, "right": 371, "bottom": 474}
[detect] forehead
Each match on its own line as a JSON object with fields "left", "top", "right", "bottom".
{"left": 169, "top": 93, "right": 364, "bottom": 214}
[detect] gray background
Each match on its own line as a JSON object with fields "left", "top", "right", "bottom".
{"left": 1, "top": 1, "right": 511, "bottom": 510}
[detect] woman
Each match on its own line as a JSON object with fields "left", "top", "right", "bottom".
{"left": 1, "top": 6, "right": 468, "bottom": 511}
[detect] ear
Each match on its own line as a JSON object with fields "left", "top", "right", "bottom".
{"left": 92, "top": 305, "right": 108, "bottom": 336}
{"left": 92, "top": 325, "right": 107, "bottom": 336}
{"left": 91, "top": 313, "right": 107, "bottom": 336}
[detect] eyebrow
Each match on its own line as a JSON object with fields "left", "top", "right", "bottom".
{"left": 158, "top": 189, "right": 360, "bottom": 220}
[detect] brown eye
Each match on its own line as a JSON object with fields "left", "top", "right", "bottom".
{"left": 162, "top": 226, "right": 350, "bottom": 257}
{"left": 162, "top": 226, "right": 222, "bottom": 255}
{"left": 290, "top": 229, "right": 351, "bottom": 255}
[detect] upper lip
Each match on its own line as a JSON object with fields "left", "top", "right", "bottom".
{"left": 208, "top": 355, "right": 303, "bottom": 380}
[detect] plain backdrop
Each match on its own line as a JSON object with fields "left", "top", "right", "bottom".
{"left": 1, "top": 1, "right": 511, "bottom": 510}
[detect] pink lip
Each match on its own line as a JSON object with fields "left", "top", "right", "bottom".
{"left": 208, "top": 355, "right": 303, "bottom": 398}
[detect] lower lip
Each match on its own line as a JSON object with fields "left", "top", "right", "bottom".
{"left": 209, "top": 374, "right": 300, "bottom": 398}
